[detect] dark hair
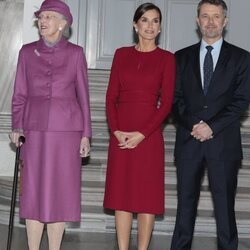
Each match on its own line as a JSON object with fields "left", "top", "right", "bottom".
{"left": 133, "top": 2, "right": 162, "bottom": 24}
{"left": 197, "top": 0, "right": 227, "bottom": 17}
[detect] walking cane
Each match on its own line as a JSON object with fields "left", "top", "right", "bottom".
{"left": 7, "top": 135, "right": 25, "bottom": 250}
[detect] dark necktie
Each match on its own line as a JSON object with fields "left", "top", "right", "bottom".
{"left": 203, "top": 45, "right": 214, "bottom": 95}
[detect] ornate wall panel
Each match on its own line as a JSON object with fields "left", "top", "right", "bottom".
{"left": 166, "top": 1, "right": 200, "bottom": 52}
{"left": 81, "top": 0, "right": 139, "bottom": 68}
{"left": 227, "top": 0, "right": 250, "bottom": 51}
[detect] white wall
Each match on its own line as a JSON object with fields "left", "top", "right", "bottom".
{"left": 227, "top": 0, "right": 250, "bottom": 50}
{"left": 22, "top": 0, "right": 41, "bottom": 44}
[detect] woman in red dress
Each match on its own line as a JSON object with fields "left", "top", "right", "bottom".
{"left": 104, "top": 3, "right": 176, "bottom": 249}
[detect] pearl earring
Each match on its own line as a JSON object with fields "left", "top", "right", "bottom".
{"left": 135, "top": 28, "right": 138, "bottom": 33}
{"left": 59, "top": 27, "right": 62, "bottom": 31}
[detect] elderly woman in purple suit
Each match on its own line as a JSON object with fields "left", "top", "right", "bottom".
{"left": 9, "top": 0, "right": 91, "bottom": 249}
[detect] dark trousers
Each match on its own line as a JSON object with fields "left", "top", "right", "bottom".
{"left": 171, "top": 159, "right": 239, "bottom": 250}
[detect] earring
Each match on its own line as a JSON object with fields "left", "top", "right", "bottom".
{"left": 158, "top": 30, "right": 161, "bottom": 33}
{"left": 135, "top": 28, "right": 138, "bottom": 33}
{"left": 59, "top": 27, "right": 62, "bottom": 31}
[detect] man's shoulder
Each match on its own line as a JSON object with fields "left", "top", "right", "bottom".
{"left": 223, "top": 41, "right": 249, "bottom": 56}
{"left": 175, "top": 43, "right": 200, "bottom": 56}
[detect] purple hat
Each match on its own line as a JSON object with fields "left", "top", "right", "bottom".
{"left": 35, "top": 0, "right": 73, "bottom": 26}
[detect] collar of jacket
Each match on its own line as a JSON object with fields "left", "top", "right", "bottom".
{"left": 36, "top": 37, "right": 68, "bottom": 51}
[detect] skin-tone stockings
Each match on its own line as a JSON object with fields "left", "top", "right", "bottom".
{"left": 115, "top": 210, "right": 155, "bottom": 250}
{"left": 26, "top": 219, "right": 65, "bottom": 250}
{"left": 137, "top": 213, "right": 155, "bottom": 250}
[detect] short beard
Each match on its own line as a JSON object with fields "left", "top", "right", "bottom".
{"left": 200, "top": 27, "right": 224, "bottom": 39}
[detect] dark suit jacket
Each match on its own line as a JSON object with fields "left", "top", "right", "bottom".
{"left": 173, "top": 40, "right": 250, "bottom": 161}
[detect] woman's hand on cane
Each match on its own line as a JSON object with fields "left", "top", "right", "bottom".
{"left": 9, "top": 131, "right": 24, "bottom": 147}
{"left": 80, "top": 137, "right": 90, "bottom": 157}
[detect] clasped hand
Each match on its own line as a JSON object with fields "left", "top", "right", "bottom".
{"left": 191, "top": 121, "right": 213, "bottom": 142}
{"left": 114, "top": 131, "right": 145, "bottom": 149}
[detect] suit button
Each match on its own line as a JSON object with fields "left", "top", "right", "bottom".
{"left": 46, "top": 95, "right": 50, "bottom": 99}
{"left": 203, "top": 105, "right": 208, "bottom": 109}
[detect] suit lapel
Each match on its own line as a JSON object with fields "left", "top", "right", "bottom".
{"left": 191, "top": 42, "right": 203, "bottom": 91}
{"left": 211, "top": 41, "right": 231, "bottom": 82}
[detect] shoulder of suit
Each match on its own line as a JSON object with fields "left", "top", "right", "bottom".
{"left": 175, "top": 43, "right": 199, "bottom": 56}
{"left": 223, "top": 41, "right": 250, "bottom": 56}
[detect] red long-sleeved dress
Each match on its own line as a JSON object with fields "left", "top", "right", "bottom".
{"left": 103, "top": 46, "right": 176, "bottom": 214}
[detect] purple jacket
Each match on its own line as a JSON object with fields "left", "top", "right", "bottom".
{"left": 12, "top": 38, "right": 92, "bottom": 137}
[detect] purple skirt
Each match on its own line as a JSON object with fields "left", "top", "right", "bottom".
{"left": 20, "top": 131, "right": 82, "bottom": 223}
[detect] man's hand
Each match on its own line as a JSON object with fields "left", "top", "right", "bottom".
{"left": 191, "top": 121, "right": 213, "bottom": 142}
